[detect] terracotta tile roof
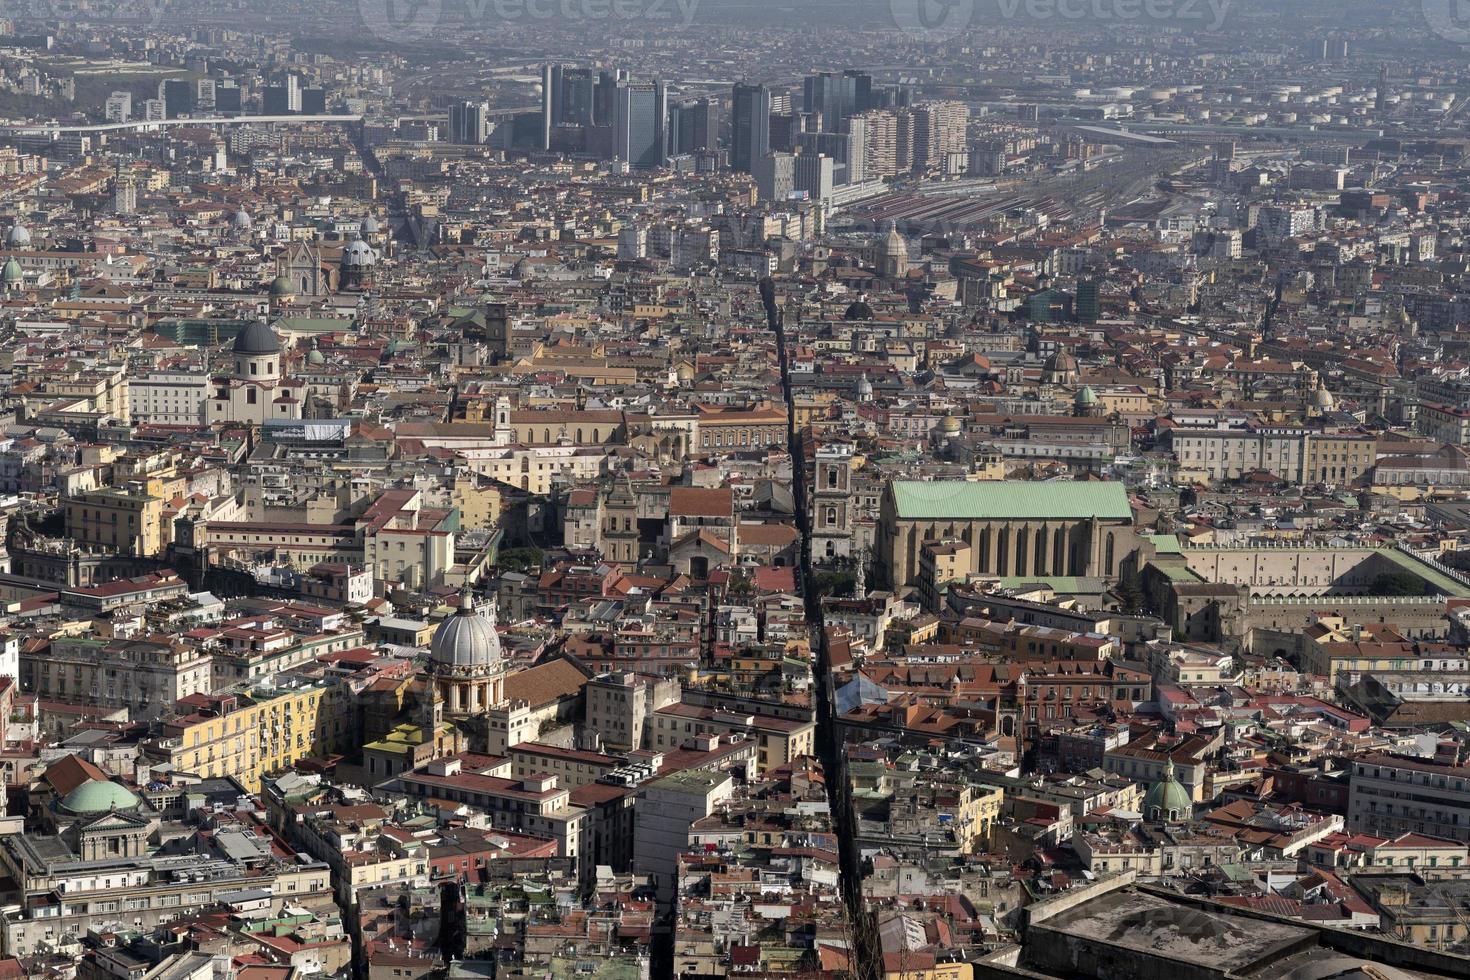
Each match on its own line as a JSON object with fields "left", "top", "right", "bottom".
{"left": 43, "top": 754, "right": 109, "bottom": 796}
{"left": 503, "top": 657, "right": 591, "bottom": 709}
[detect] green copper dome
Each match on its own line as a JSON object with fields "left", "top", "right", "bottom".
{"left": 1, "top": 257, "right": 22, "bottom": 285}
{"left": 60, "top": 779, "right": 140, "bottom": 815}
{"left": 1076, "top": 385, "right": 1098, "bottom": 407}
{"left": 1142, "top": 759, "right": 1192, "bottom": 821}
{"left": 268, "top": 275, "right": 294, "bottom": 297}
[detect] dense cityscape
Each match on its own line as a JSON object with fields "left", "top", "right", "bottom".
{"left": 0, "top": 0, "right": 1470, "bottom": 978}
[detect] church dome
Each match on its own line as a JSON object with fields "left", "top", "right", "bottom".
{"left": 1076, "top": 385, "right": 1098, "bottom": 408}
{"left": 1311, "top": 385, "right": 1335, "bottom": 410}
{"left": 341, "top": 237, "right": 376, "bottom": 267}
{"left": 306, "top": 339, "right": 325, "bottom": 366}
{"left": 60, "top": 779, "right": 140, "bottom": 816}
{"left": 1043, "top": 350, "right": 1079, "bottom": 383}
{"left": 268, "top": 275, "right": 294, "bottom": 298}
{"left": 232, "top": 209, "right": 253, "bottom": 230}
{"left": 360, "top": 214, "right": 380, "bottom": 235}
{"left": 429, "top": 591, "right": 501, "bottom": 672}
{"left": 1, "top": 257, "right": 22, "bottom": 286}
{"left": 233, "top": 318, "right": 282, "bottom": 355}
{"left": 1143, "top": 759, "right": 1192, "bottom": 821}
{"left": 844, "top": 299, "right": 874, "bottom": 321}
{"left": 6, "top": 223, "right": 30, "bottom": 247}
{"left": 880, "top": 219, "right": 906, "bottom": 255}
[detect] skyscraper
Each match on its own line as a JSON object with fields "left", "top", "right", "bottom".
{"left": 730, "top": 83, "right": 772, "bottom": 174}
{"left": 215, "top": 82, "right": 241, "bottom": 115}
{"left": 801, "top": 70, "right": 874, "bottom": 131}
{"left": 798, "top": 129, "right": 864, "bottom": 185}
{"left": 615, "top": 80, "right": 667, "bottom": 171}
{"left": 159, "top": 78, "right": 194, "bottom": 119}
{"left": 562, "top": 68, "right": 597, "bottom": 127}
{"left": 674, "top": 98, "right": 718, "bottom": 155}
{"left": 911, "top": 101, "right": 968, "bottom": 173}
{"left": 595, "top": 70, "right": 623, "bottom": 128}
{"left": 855, "top": 110, "right": 899, "bottom": 177}
{"left": 450, "top": 101, "right": 490, "bottom": 145}
{"left": 301, "top": 87, "right": 326, "bottom": 115}
{"left": 262, "top": 75, "right": 301, "bottom": 116}
{"left": 540, "top": 63, "right": 557, "bottom": 149}
{"left": 794, "top": 153, "right": 835, "bottom": 202}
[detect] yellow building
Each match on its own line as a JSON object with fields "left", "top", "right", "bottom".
{"left": 955, "top": 784, "right": 1004, "bottom": 852}
{"left": 885, "top": 962, "right": 973, "bottom": 980}
{"left": 1306, "top": 433, "right": 1376, "bottom": 486}
{"left": 452, "top": 476, "right": 502, "bottom": 530}
{"left": 918, "top": 540, "right": 972, "bottom": 613}
{"left": 64, "top": 485, "right": 166, "bottom": 556}
{"left": 151, "top": 675, "right": 346, "bottom": 792}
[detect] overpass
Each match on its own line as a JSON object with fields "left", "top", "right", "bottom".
{"left": 0, "top": 113, "right": 364, "bottom": 137}
{"left": 3, "top": 101, "right": 543, "bottom": 139}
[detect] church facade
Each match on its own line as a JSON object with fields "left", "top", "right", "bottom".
{"left": 206, "top": 320, "right": 306, "bottom": 426}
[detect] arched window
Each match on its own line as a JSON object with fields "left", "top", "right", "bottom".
{"left": 1106, "top": 533, "right": 1116, "bottom": 577}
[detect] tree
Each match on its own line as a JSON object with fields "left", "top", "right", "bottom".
{"left": 497, "top": 547, "right": 544, "bottom": 574}
{"left": 1117, "top": 573, "right": 1146, "bottom": 615}
{"left": 1371, "top": 572, "right": 1429, "bottom": 597}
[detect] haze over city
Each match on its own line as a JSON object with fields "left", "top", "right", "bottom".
{"left": 0, "top": 2, "right": 1465, "bottom": 980}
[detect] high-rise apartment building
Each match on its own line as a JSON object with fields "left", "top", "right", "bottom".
{"left": 855, "top": 109, "right": 899, "bottom": 178}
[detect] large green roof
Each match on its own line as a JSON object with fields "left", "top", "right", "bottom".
{"left": 60, "top": 779, "right": 139, "bottom": 815}
{"left": 890, "top": 481, "right": 1132, "bottom": 521}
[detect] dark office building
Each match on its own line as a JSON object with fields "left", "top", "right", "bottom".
{"left": 730, "top": 82, "right": 772, "bottom": 174}
{"left": 1076, "top": 278, "right": 1100, "bottom": 324}
{"left": 673, "top": 98, "right": 718, "bottom": 155}
{"left": 159, "top": 79, "right": 193, "bottom": 119}
{"left": 215, "top": 83, "right": 242, "bottom": 115}
{"left": 300, "top": 87, "right": 326, "bottom": 115}
{"left": 802, "top": 70, "right": 874, "bottom": 130}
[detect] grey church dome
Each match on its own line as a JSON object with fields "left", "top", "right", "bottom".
{"left": 233, "top": 318, "right": 282, "bottom": 355}
{"left": 6, "top": 223, "right": 30, "bottom": 247}
{"left": 341, "top": 237, "right": 376, "bottom": 267}
{"left": 429, "top": 591, "right": 501, "bottom": 671}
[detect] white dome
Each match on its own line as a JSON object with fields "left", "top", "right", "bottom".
{"left": 428, "top": 591, "right": 501, "bottom": 671}
{"left": 6, "top": 224, "right": 30, "bottom": 247}
{"left": 232, "top": 209, "right": 253, "bottom": 229}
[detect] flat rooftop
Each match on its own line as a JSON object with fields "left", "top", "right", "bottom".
{"left": 1031, "top": 888, "right": 1312, "bottom": 975}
